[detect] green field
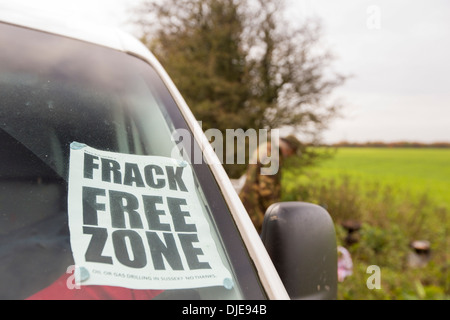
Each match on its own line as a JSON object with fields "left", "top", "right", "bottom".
{"left": 282, "top": 147, "right": 450, "bottom": 300}
{"left": 311, "top": 148, "right": 450, "bottom": 208}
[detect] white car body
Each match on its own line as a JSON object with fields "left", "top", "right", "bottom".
{"left": 0, "top": 2, "right": 289, "bottom": 300}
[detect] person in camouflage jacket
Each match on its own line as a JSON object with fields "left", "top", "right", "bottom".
{"left": 239, "top": 135, "right": 300, "bottom": 233}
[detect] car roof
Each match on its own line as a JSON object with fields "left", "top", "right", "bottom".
{"left": 0, "top": 2, "right": 155, "bottom": 64}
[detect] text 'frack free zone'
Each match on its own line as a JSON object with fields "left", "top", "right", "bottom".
{"left": 80, "top": 152, "right": 211, "bottom": 272}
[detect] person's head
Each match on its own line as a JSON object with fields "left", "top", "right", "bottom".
{"left": 279, "top": 135, "right": 301, "bottom": 158}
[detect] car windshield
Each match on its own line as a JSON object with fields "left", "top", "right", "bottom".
{"left": 0, "top": 22, "right": 265, "bottom": 300}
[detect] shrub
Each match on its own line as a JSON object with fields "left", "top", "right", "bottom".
{"left": 282, "top": 171, "right": 449, "bottom": 299}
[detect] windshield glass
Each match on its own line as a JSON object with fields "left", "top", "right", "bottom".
{"left": 0, "top": 22, "right": 265, "bottom": 300}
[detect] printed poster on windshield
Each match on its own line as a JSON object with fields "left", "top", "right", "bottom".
{"left": 67, "top": 142, "right": 233, "bottom": 290}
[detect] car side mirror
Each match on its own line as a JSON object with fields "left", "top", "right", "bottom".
{"left": 261, "top": 202, "right": 338, "bottom": 300}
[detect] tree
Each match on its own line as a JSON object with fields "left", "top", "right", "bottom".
{"left": 135, "top": 0, "right": 250, "bottom": 131}
{"left": 133, "top": 0, "right": 345, "bottom": 176}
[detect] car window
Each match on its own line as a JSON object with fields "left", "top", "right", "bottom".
{"left": 0, "top": 22, "right": 266, "bottom": 300}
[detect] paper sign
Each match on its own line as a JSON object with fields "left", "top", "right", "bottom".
{"left": 67, "top": 142, "right": 232, "bottom": 290}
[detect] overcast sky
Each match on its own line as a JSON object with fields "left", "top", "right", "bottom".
{"left": 289, "top": 0, "right": 450, "bottom": 143}
{"left": 3, "top": 0, "right": 450, "bottom": 143}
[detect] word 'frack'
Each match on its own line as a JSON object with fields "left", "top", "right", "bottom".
{"left": 84, "top": 153, "right": 187, "bottom": 191}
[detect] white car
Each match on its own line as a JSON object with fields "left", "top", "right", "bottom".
{"left": 0, "top": 4, "right": 337, "bottom": 300}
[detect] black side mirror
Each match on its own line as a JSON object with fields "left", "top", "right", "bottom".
{"left": 261, "top": 202, "right": 337, "bottom": 300}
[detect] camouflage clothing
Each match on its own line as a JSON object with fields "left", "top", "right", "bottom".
{"left": 239, "top": 143, "right": 282, "bottom": 233}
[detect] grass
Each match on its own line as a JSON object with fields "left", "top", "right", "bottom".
{"left": 281, "top": 147, "right": 450, "bottom": 300}
{"left": 310, "top": 148, "right": 450, "bottom": 208}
